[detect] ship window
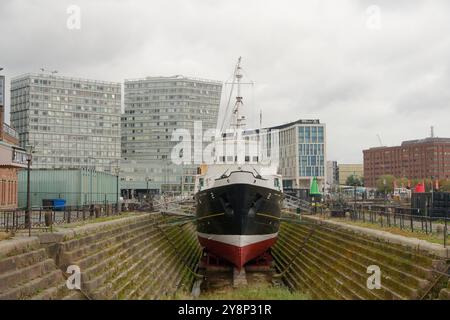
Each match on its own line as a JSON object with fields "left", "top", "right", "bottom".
{"left": 227, "top": 156, "right": 234, "bottom": 162}
{"left": 199, "top": 178, "right": 204, "bottom": 187}
{"left": 245, "top": 156, "right": 250, "bottom": 162}
{"left": 253, "top": 156, "right": 258, "bottom": 162}
{"left": 220, "top": 156, "right": 225, "bottom": 162}
{"left": 274, "top": 178, "right": 280, "bottom": 188}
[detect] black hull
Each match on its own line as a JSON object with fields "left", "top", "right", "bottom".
{"left": 195, "top": 183, "right": 282, "bottom": 267}
{"left": 195, "top": 183, "right": 283, "bottom": 235}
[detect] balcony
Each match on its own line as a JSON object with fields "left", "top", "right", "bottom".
{"left": 0, "top": 143, "right": 27, "bottom": 168}
{"left": 3, "top": 123, "right": 19, "bottom": 140}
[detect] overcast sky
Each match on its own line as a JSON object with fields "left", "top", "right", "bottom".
{"left": 1, "top": 0, "right": 450, "bottom": 163}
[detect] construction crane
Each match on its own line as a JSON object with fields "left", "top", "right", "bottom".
{"left": 376, "top": 134, "right": 384, "bottom": 147}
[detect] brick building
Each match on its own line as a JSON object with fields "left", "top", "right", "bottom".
{"left": 0, "top": 98, "right": 28, "bottom": 209}
{"left": 363, "top": 137, "right": 450, "bottom": 187}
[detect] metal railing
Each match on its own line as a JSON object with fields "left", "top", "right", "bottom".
{"left": 0, "top": 202, "right": 120, "bottom": 234}
{"left": 325, "top": 205, "right": 449, "bottom": 247}
{"left": 283, "top": 194, "right": 311, "bottom": 212}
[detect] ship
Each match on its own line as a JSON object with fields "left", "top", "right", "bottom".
{"left": 194, "top": 57, "right": 283, "bottom": 268}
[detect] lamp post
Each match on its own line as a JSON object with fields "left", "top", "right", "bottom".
{"left": 430, "top": 176, "right": 434, "bottom": 217}
{"left": 114, "top": 163, "right": 120, "bottom": 212}
{"left": 87, "top": 156, "right": 95, "bottom": 204}
{"left": 25, "top": 146, "right": 34, "bottom": 229}
{"left": 146, "top": 177, "right": 152, "bottom": 200}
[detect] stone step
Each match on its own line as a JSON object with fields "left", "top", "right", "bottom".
{"left": 79, "top": 228, "right": 171, "bottom": 292}
{"left": 150, "top": 230, "right": 201, "bottom": 298}
{"left": 303, "top": 218, "right": 435, "bottom": 266}
{"left": 283, "top": 222, "right": 434, "bottom": 280}
{"left": 60, "top": 214, "right": 162, "bottom": 252}
{"left": 122, "top": 238, "right": 179, "bottom": 299}
{"left": 74, "top": 223, "right": 170, "bottom": 274}
{"left": 0, "top": 248, "right": 48, "bottom": 274}
{"left": 30, "top": 286, "right": 59, "bottom": 300}
{"left": 273, "top": 233, "right": 345, "bottom": 300}
{"left": 0, "top": 237, "right": 41, "bottom": 259}
{"left": 283, "top": 224, "right": 427, "bottom": 298}
{"left": 273, "top": 247, "right": 337, "bottom": 299}
{"left": 288, "top": 231, "right": 406, "bottom": 300}
{"left": 145, "top": 250, "right": 183, "bottom": 300}
{"left": 274, "top": 235, "right": 359, "bottom": 300}
{"left": 275, "top": 235, "right": 364, "bottom": 300}
{"left": 91, "top": 232, "right": 168, "bottom": 299}
{"left": 439, "top": 288, "right": 450, "bottom": 300}
{"left": 0, "top": 258, "right": 58, "bottom": 293}
{"left": 59, "top": 217, "right": 159, "bottom": 266}
{"left": 273, "top": 255, "right": 310, "bottom": 296}
{"left": 135, "top": 239, "right": 184, "bottom": 299}
{"left": 0, "top": 269, "right": 63, "bottom": 300}
{"left": 95, "top": 229, "right": 177, "bottom": 297}
{"left": 277, "top": 232, "right": 404, "bottom": 300}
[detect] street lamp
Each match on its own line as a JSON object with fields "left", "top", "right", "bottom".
{"left": 146, "top": 177, "right": 152, "bottom": 199}
{"left": 25, "top": 145, "right": 34, "bottom": 229}
{"left": 113, "top": 162, "right": 120, "bottom": 212}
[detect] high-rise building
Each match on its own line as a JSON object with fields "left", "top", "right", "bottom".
{"left": 326, "top": 160, "right": 339, "bottom": 188}
{"left": 121, "top": 75, "right": 222, "bottom": 194}
{"left": 268, "top": 119, "right": 326, "bottom": 190}
{"left": 338, "top": 163, "right": 363, "bottom": 185}
{"left": 10, "top": 73, "right": 121, "bottom": 172}
{"left": 0, "top": 75, "right": 6, "bottom": 142}
{"left": 363, "top": 137, "right": 450, "bottom": 187}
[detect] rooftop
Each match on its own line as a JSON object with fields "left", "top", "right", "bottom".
{"left": 124, "top": 75, "right": 222, "bottom": 84}
{"left": 267, "top": 119, "right": 321, "bottom": 131}
{"left": 401, "top": 137, "right": 450, "bottom": 146}
{"left": 12, "top": 73, "right": 121, "bottom": 86}
{"left": 365, "top": 137, "right": 450, "bottom": 151}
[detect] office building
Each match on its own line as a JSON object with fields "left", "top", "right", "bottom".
{"left": 326, "top": 160, "right": 339, "bottom": 188}
{"left": 363, "top": 137, "right": 450, "bottom": 187}
{"left": 338, "top": 163, "right": 363, "bottom": 185}
{"left": 121, "top": 75, "right": 222, "bottom": 193}
{"left": 10, "top": 73, "right": 121, "bottom": 173}
{"left": 268, "top": 119, "right": 326, "bottom": 190}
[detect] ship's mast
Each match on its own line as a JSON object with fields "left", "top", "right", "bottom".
{"left": 232, "top": 57, "right": 245, "bottom": 131}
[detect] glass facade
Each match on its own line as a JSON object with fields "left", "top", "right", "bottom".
{"left": 298, "top": 125, "right": 325, "bottom": 177}
{"left": 268, "top": 119, "right": 326, "bottom": 189}
{"left": 10, "top": 74, "right": 121, "bottom": 172}
{"left": 121, "top": 76, "right": 222, "bottom": 192}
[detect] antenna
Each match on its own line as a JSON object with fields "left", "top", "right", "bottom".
{"left": 430, "top": 126, "right": 434, "bottom": 138}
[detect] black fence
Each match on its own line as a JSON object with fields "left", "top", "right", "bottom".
{"left": 326, "top": 204, "right": 449, "bottom": 247}
{"left": 0, "top": 202, "right": 120, "bottom": 234}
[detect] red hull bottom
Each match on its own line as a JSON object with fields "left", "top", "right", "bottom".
{"left": 198, "top": 235, "right": 277, "bottom": 268}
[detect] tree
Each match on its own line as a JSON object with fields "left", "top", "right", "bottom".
{"left": 438, "top": 180, "right": 450, "bottom": 192}
{"left": 375, "top": 175, "right": 395, "bottom": 193}
{"left": 346, "top": 174, "right": 364, "bottom": 187}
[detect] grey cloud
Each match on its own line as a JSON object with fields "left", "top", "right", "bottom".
{"left": 1, "top": 0, "right": 450, "bottom": 163}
